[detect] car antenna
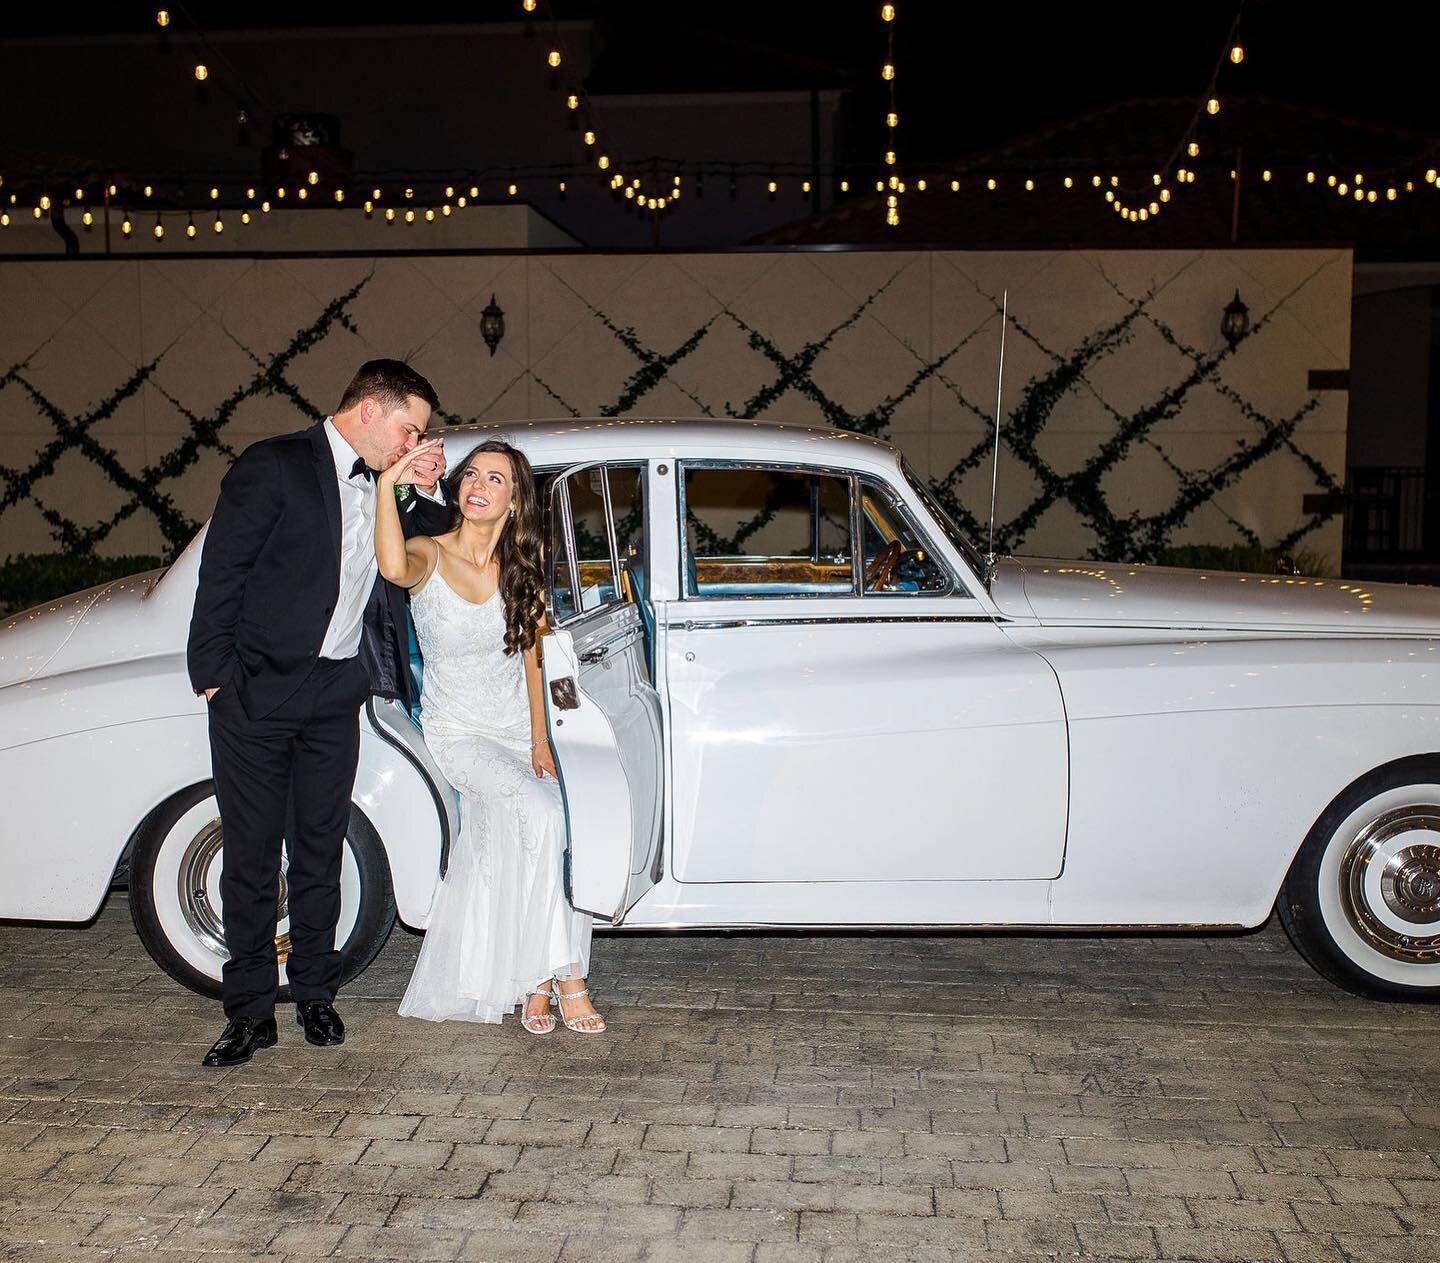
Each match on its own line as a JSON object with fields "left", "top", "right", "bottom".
{"left": 983, "top": 289, "right": 1008, "bottom": 590}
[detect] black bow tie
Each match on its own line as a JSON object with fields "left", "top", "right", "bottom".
{"left": 349, "top": 457, "right": 375, "bottom": 483}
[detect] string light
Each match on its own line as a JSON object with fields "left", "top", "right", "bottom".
{"left": 185, "top": 214, "right": 197, "bottom": 238}
{"left": 194, "top": 64, "right": 208, "bottom": 81}
{"left": 121, "top": 215, "right": 133, "bottom": 236}
{"left": 523, "top": 0, "right": 536, "bottom": 9}
{"left": 1188, "top": 141, "right": 1200, "bottom": 158}
{"left": 81, "top": 209, "right": 93, "bottom": 226}
{"left": 212, "top": 213, "right": 224, "bottom": 234}
{"left": 153, "top": 216, "right": 164, "bottom": 240}
{"left": 881, "top": 4, "right": 895, "bottom": 18}
{"left": 566, "top": 95, "right": 579, "bottom": 110}
{"left": 155, "top": 9, "right": 170, "bottom": 26}
{"left": 307, "top": 171, "right": 319, "bottom": 186}
{"left": 241, "top": 210, "right": 251, "bottom": 224}
{"left": 547, "top": 50, "right": 561, "bottom": 68}
{"left": 1229, "top": 43, "right": 1244, "bottom": 64}
{"left": 881, "top": 64, "right": 894, "bottom": 80}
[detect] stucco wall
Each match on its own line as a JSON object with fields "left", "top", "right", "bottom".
{"left": 0, "top": 247, "right": 1351, "bottom": 565}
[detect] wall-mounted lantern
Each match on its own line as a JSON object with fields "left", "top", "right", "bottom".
{"left": 480, "top": 294, "right": 506, "bottom": 357}
{"left": 1221, "top": 289, "right": 1250, "bottom": 349}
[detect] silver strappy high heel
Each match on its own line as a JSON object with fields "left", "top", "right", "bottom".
{"left": 553, "top": 982, "right": 606, "bottom": 1034}
{"left": 520, "top": 985, "right": 556, "bottom": 1035}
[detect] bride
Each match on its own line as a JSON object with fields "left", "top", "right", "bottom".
{"left": 374, "top": 437, "right": 604, "bottom": 1034}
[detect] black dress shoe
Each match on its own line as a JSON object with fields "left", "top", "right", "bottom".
{"left": 295, "top": 999, "right": 345, "bottom": 1047}
{"left": 202, "top": 1016, "right": 278, "bottom": 1068}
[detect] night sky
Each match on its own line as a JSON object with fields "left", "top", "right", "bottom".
{"left": 7, "top": 2, "right": 1434, "bottom": 169}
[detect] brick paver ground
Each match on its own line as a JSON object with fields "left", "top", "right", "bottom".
{"left": 1, "top": 898, "right": 1438, "bottom": 1263}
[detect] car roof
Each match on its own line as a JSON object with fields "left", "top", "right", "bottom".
{"left": 431, "top": 416, "right": 902, "bottom": 471}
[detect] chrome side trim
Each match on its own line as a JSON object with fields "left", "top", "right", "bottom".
{"left": 597, "top": 920, "right": 1251, "bottom": 933}
{"left": 667, "top": 614, "right": 1006, "bottom": 631}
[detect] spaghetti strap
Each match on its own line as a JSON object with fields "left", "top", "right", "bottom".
{"left": 409, "top": 535, "right": 443, "bottom": 596}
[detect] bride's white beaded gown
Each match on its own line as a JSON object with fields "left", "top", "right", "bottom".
{"left": 398, "top": 563, "right": 591, "bottom": 1023}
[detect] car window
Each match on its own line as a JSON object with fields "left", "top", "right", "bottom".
{"left": 544, "top": 466, "right": 623, "bottom": 623}
{"left": 682, "top": 465, "right": 857, "bottom": 599}
{"left": 860, "top": 478, "right": 955, "bottom": 596}
{"left": 606, "top": 464, "right": 646, "bottom": 602}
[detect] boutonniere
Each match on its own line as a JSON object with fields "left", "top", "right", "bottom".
{"left": 394, "top": 484, "right": 412, "bottom": 502}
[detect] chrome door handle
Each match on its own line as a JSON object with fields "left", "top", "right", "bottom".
{"left": 578, "top": 646, "right": 609, "bottom": 665}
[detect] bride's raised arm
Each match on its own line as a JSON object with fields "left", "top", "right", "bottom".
{"left": 376, "top": 440, "right": 445, "bottom": 588}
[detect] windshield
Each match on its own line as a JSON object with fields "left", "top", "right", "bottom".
{"left": 900, "top": 459, "right": 985, "bottom": 578}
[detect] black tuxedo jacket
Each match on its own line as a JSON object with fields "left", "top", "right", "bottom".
{"left": 187, "top": 422, "right": 450, "bottom": 719}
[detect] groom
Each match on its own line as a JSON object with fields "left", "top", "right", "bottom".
{"left": 187, "top": 359, "right": 449, "bottom": 1068}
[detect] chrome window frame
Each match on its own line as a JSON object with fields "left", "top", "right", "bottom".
{"left": 677, "top": 460, "right": 863, "bottom": 602}
{"left": 545, "top": 463, "right": 624, "bottom": 628}
{"left": 856, "top": 474, "right": 963, "bottom": 599}
{"left": 677, "top": 460, "right": 965, "bottom": 603}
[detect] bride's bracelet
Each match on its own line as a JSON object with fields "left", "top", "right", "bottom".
{"left": 530, "top": 737, "right": 549, "bottom": 748}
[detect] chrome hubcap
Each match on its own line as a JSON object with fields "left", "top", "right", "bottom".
{"left": 1340, "top": 807, "right": 1440, "bottom": 962}
{"left": 176, "top": 817, "right": 291, "bottom": 961}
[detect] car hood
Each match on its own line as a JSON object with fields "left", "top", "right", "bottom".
{"left": 0, "top": 569, "right": 170, "bottom": 689}
{"left": 989, "top": 556, "right": 1440, "bottom": 634}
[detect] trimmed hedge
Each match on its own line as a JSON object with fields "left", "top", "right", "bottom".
{"left": 1, "top": 553, "right": 165, "bottom": 616}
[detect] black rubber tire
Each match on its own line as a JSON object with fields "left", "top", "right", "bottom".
{"left": 1278, "top": 755, "right": 1440, "bottom": 1002}
{"left": 128, "top": 780, "right": 396, "bottom": 1000}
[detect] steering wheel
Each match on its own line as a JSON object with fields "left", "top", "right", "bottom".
{"left": 864, "top": 540, "right": 904, "bottom": 591}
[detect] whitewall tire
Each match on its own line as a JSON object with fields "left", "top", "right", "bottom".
{"left": 128, "top": 781, "right": 396, "bottom": 999}
{"left": 1280, "top": 756, "right": 1440, "bottom": 1000}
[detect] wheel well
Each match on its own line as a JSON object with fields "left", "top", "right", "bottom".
{"left": 112, "top": 780, "right": 213, "bottom": 891}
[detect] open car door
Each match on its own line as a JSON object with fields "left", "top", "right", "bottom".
{"left": 540, "top": 462, "right": 663, "bottom": 922}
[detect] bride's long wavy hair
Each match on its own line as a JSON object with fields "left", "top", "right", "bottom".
{"left": 444, "top": 440, "right": 545, "bottom": 656}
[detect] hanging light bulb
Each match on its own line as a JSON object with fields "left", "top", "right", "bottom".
{"left": 841, "top": 179, "right": 850, "bottom": 192}
{"left": 875, "top": 180, "right": 885, "bottom": 191}
{"left": 425, "top": 208, "right": 435, "bottom": 221}
{"left": 470, "top": 186, "right": 479, "bottom": 197}
{"left": 207, "top": 186, "right": 218, "bottom": 200}
{"left": 121, "top": 215, "right": 133, "bottom": 236}
{"left": 213, "top": 214, "right": 224, "bottom": 234}
{"left": 885, "top": 150, "right": 896, "bottom": 165}
{"left": 915, "top": 179, "right": 925, "bottom": 192}
{"left": 261, "top": 200, "right": 271, "bottom": 213}
{"left": 39, "top": 194, "right": 51, "bottom": 211}
{"left": 277, "top": 186, "right": 287, "bottom": 198}
{"left": 881, "top": 4, "right": 896, "bottom": 19}
{"left": 457, "top": 195, "right": 467, "bottom": 207}
{"left": 1092, "top": 175, "right": 1102, "bottom": 187}
{"left": 886, "top": 111, "right": 898, "bottom": 128}
{"left": 144, "top": 184, "right": 154, "bottom": 198}
{"left": 1024, "top": 178, "right": 1034, "bottom": 191}
{"left": 598, "top": 155, "right": 610, "bottom": 169}
{"left": 385, "top": 207, "right": 396, "bottom": 222}
{"left": 156, "top": 9, "right": 170, "bottom": 26}
{"left": 986, "top": 177, "right": 997, "bottom": 190}
{"left": 1306, "top": 171, "right": 1316, "bottom": 183}
{"left": 1206, "top": 98, "right": 1220, "bottom": 115}
{"left": 624, "top": 186, "right": 635, "bottom": 199}
{"left": 566, "top": 94, "right": 579, "bottom": 109}
{"left": 547, "top": 50, "right": 561, "bottom": 67}
{"left": 297, "top": 187, "right": 308, "bottom": 200}
{"left": 1160, "top": 188, "right": 1171, "bottom": 202}
{"left": 81, "top": 209, "right": 93, "bottom": 226}
{"left": 306, "top": 171, "right": 319, "bottom": 186}
{"left": 1063, "top": 176, "right": 1073, "bottom": 188}
{"left": 1262, "top": 169, "right": 1272, "bottom": 182}
{"left": 949, "top": 179, "right": 959, "bottom": 191}
{"left": 74, "top": 186, "right": 84, "bottom": 200}
{"left": 1, "top": 212, "right": 11, "bottom": 227}
{"left": 1149, "top": 201, "right": 1159, "bottom": 214}
{"left": 881, "top": 64, "right": 895, "bottom": 80}
{"left": 363, "top": 200, "right": 373, "bottom": 214}
{"left": 886, "top": 206, "right": 899, "bottom": 227}
{"left": 508, "top": 183, "right": 518, "bottom": 196}
{"left": 153, "top": 217, "right": 165, "bottom": 240}
{"left": 524, "top": 0, "right": 536, "bottom": 9}
{"left": 1105, "top": 190, "right": 1115, "bottom": 203}
{"left": 185, "top": 215, "right": 196, "bottom": 238}
{"left": 334, "top": 189, "right": 345, "bottom": 203}
{"left": 583, "top": 130, "right": 596, "bottom": 145}
{"left": 194, "top": 64, "right": 208, "bottom": 81}
{"left": 1230, "top": 44, "right": 1244, "bottom": 64}
{"left": 1387, "top": 187, "right": 1398, "bottom": 201}
{"left": 241, "top": 210, "right": 251, "bottom": 224}
{"left": 246, "top": 187, "right": 256, "bottom": 200}
{"left": 1188, "top": 141, "right": 1200, "bottom": 158}
{"left": 803, "top": 180, "right": 813, "bottom": 193}
{"left": 404, "top": 208, "right": 415, "bottom": 223}
{"left": 767, "top": 180, "right": 778, "bottom": 194}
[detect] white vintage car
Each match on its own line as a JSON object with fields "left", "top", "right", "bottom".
{"left": 3, "top": 418, "right": 1439, "bottom": 1003}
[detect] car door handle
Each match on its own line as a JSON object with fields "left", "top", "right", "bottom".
{"left": 550, "top": 677, "right": 580, "bottom": 710}
{"left": 578, "top": 646, "right": 609, "bottom": 665}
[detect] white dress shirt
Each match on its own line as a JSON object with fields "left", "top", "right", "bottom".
{"left": 318, "top": 419, "right": 379, "bottom": 660}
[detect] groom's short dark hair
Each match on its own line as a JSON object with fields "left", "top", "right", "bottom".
{"left": 337, "top": 359, "right": 440, "bottom": 415}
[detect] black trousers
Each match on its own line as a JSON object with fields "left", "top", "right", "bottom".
{"left": 207, "top": 656, "right": 370, "bottom": 1020}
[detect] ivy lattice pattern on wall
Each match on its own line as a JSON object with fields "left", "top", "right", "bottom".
{"left": 0, "top": 262, "right": 1340, "bottom": 561}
